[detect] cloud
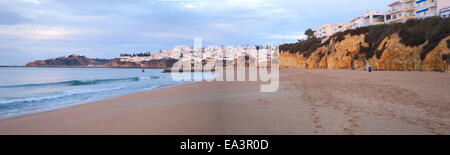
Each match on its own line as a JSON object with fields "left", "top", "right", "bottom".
{"left": 0, "top": 0, "right": 395, "bottom": 65}
{"left": 0, "top": 24, "right": 104, "bottom": 40}
{"left": 152, "top": 32, "right": 192, "bottom": 39}
{"left": 0, "top": 10, "right": 32, "bottom": 25}
{"left": 183, "top": 3, "right": 195, "bottom": 9}
{"left": 19, "top": 0, "right": 40, "bottom": 5}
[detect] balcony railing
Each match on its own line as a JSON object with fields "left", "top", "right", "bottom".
{"left": 387, "top": 7, "right": 415, "bottom": 14}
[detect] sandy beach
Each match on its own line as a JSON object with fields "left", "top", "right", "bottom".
{"left": 0, "top": 69, "right": 449, "bottom": 135}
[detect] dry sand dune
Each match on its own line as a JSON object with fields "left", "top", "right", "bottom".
{"left": 0, "top": 69, "right": 449, "bottom": 135}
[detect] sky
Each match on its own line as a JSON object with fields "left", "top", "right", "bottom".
{"left": 0, "top": 0, "right": 393, "bottom": 65}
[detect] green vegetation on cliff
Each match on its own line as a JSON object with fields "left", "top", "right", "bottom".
{"left": 279, "top": 37, "right": 322, "bottom": 58}
{"left": 279, "top": 28, "right": 322, "bottom": 58}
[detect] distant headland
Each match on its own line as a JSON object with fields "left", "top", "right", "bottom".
{"left": 25, "top": 54, "right": 178, "bottom": 69}
{"left": 0, "top": 65, "right": 23, "bottom": 67}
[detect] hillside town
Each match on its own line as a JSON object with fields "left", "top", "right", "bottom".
{"left": 118, "top": 45, "right": 277, "bottom": 67}
{"left": 315, "top": 0, "right": 450, "bottom": 39}
{"left": 25, "top": 45, "right": 278, "bottom": 69}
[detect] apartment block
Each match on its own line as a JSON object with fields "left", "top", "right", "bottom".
{"left": 416, "top": 0, "right": 438, "bottom": 19}
{"left": 316, "top": 23, "right": 344, "bottom": 38}
{"left": 437, "top": 0, "right": 450, "bottom": 18}
{"left": 345, "top": 11, "right": 386, "bottom": 30}
{"left": 333, "top": 23, "right": 345, "bottom": 34}
{"left": 385, "top": 0, "right": 416, "bottom": 23}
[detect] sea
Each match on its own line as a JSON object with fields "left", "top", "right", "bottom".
{"left": 0, "top": 67, "right": 216, "bottom": 119}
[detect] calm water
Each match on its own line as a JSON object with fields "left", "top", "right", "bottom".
{"left": 0, "top": 67, "right": 215, "bottom": 119}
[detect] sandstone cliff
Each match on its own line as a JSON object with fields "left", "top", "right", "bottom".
{"left": 280, "top": 17, "right": 450, "bottom": 72}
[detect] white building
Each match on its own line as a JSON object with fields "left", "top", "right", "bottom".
{"left": 440, "top": 6, "right": 450, "bottom": 18}
{"left": 333, "top": 23, "right": 345, "bottom": 33}
{"left": 344, "top": 11, "right": 386, "bottom": 30}
{"left": 315, "top": 11, "right": 385, "bottom": 39}
{"left": 416, "top": 0, "right": 438, "bottom": 19}
{"left": 437, "top": 0, "right": 450, "bottom": 18}
{"left": 359, "top": 11, "right": 386, "bottom": 27}
{"left": 316, "top": 24, "right": 340, "bottom": 38}
{"left": 386, "top": 0, "right": 449, "bottom": 21}
{"left": 385, "top": 0, "right": 416, "bottom": 23}
{"left": 344, "top": 17, "right": 359, "bottom": 30}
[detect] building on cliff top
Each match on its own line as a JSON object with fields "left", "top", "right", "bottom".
{"left": 316, "top": 11, "right": 385, "bottom": 38}
{"left": 437, "top": 0, "right": 450, "bottom": 18}
{"left": 314, "top": 0, "right": 449, "bottom": 38}
{"left": 386, "top": 0, "right": 449, "bottom": 22}
{"left": 415, "top": 0, "right": 450, "bottom": 19}
{"left": 385, "top": 0, "right": 416, "bottom": 23}
{"left": 416, "top": 0, "right": 438, "bottom": 19}
{"left": 316, "top": 23, "right": 344, "bottom": 38}
{"left": 345, "top": 11, "right": 386, "bottom": 30}
{"left": 441, "top": 6, "right": 450, "bottom": 18}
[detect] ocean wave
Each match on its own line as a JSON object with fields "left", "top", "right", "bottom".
{"left": 69, "top": 77, "right": 140, "bottom": 86}
{"left": 0, "top": 86, "right": 126, "bottom": 105}
{"left": 139, "top": 76, "right": 160, "bottom": 80}
{"left": 0, "top": 77, "right": 143, "bottom": 88}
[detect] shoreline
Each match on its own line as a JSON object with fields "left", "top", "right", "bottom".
{"left": 0, "top": 80, "right": 192, "bottom": 121}
{"left": 1, "top": 82, "right": 187, "bottom": 119}
{"left": 0, "top": 69, "right": 449, "bottom": 135}
{"left": 3, "top": 66, "right": 449, "bottom": 73}
{"left": 0, "top": 66, "right": 24, "bottom": 67}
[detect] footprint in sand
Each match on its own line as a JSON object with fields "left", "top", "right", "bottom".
{"left": 310, "top": 106, "right": 323, "bottom": 134}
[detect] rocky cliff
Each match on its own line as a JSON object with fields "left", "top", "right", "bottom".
{"left": 26, "top": 54, "right": 110, "bottom": 67}
{"left": 280, "top": 17, "right": 450, "bottom": 72}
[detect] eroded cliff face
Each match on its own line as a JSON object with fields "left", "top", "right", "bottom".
{"left": 423, "top": 36, "right": 450, "bottom": 72}
{"left": 280, "top": 34, "right": 450, "bottom": 72}
{"left": 279, "top": 52, "right": 307, "bottom": 69}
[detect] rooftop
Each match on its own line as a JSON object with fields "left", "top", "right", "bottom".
{"left": 388, "top": 1, "right": 400, "bottom": 7}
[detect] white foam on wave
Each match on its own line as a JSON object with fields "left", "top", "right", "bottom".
{"left": 0, "top": 86, "right": 126, "bottom": 105}
{"left": 138, "top": 76, "right": 160, "bottom": 80}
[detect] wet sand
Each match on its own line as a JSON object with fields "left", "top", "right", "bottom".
{"left": 0, "top": 69, "right": 449, "bottom": 135}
